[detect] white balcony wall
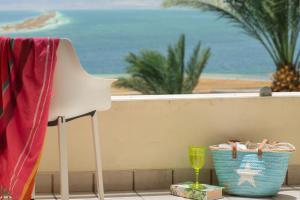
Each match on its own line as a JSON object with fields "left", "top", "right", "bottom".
{"left": 39, "top": 93, "right": 300, "bottom": 172}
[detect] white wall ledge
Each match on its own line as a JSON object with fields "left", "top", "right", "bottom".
{"left": 112, "top": 92, "right": 300, "bottom": 102}
{"left": 43, "top": 91, "right": 300, "bottom": 172}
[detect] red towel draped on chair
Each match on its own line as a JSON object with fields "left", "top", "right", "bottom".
{"left": 0, "top": 37, "right": 59, "bottom": 200}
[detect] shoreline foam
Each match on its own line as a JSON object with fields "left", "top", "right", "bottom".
{"left": 0, "top": 11, "right": 69, "bottom": 33}
{"left": 96, "top": 73, "right": 272, "bottom": 95}
{"left": 95, "top": 72, "right": 272, "bottom": 81}
{"left": 110, "top": 77, "right": 271, "bottom": 95}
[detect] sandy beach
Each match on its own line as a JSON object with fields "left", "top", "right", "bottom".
{"left": 0, "top": 12, "right": 57, "bottom": 33}
{"left": 111, "top": 78, "right": 271, "bottom": 95}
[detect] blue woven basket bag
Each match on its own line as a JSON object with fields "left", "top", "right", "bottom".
{"left": 210, "top": 139, "right": 295, "bottom": 197}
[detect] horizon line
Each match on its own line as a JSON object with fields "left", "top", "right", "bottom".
{"left": 0, "top": 7, "right": 195, "bottom": 11}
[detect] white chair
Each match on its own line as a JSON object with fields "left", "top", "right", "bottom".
{"left": 33, "top": 38, "right": 115, "bottom": 200}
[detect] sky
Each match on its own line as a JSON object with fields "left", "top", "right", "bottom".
{"left": 0, "top": 0, "right": 163, "bottom": 10}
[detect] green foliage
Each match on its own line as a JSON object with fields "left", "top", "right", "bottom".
{"left": 162, "top": 0, "right": 300, "bottom": 71}
{"left": 115, "top": 34, "right": 211, "bottom": 94}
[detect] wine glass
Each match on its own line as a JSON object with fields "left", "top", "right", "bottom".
{"left": 189, "top": 146, "right": 206, "bottom": 189}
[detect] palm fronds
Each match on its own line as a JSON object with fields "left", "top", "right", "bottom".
{"left": 115, "top": 34, "right": 211, "bottom": 94}
{"left": 163, "top": 0, "right": 300, "bottom": 91}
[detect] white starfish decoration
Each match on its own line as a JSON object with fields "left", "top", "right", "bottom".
{"left": 236, "top": 163, "right": 261, "bottom": 187}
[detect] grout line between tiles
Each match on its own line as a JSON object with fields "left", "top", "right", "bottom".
{"left": 133, "top": 170, "right": 136, "bottom": 191}
{"left": 135, "top": 191, "right": 144, "bottom": 200}
{"left": 92, "top": 172, "right": 96, "bottom": 194}
{"left": 171, "top": 169, "right": 174, "bottom": 184}
{"left": 51, "top": 173, "right": 55, "bottom": 195}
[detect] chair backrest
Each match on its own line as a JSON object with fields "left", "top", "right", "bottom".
{"left": 48, "top": 39, "right": 115, "bottom": 121}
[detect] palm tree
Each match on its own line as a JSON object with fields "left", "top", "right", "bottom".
{"left": 163, "top": 0, "right": 300, "bottom": 92}
{"left": 115, "top": 34, "right": 211, "bottom": 94}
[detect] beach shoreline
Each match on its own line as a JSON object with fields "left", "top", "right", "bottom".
{"left": 0, "top": 11, "right": 61, "bottom": 33}
{"left": 111, "top": 78, "right": 272, "bottom": 95}
{"left": 96, "top": 72, "right": 272, "bottom": 81}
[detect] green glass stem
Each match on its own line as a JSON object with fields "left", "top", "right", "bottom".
{"left": 194, "top": 168, "right": 200, "bottom": 189}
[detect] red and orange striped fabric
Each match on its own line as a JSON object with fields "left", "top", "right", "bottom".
{"left": 0, "top": 37, "right": 59, "bottom": 200}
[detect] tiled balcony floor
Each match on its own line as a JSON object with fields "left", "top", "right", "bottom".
{"left": 34, "top": 187, "right": 300, "bottom": 200}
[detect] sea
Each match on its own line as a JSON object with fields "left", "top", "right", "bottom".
{"left": 0, "top": 9, "right": 274, "bottom": 80}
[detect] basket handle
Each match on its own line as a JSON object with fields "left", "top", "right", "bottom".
{"left": 258, "top": 139, "right": 268, "bottom": 158}
{"left": 231, "top": 142, "right": 237, "bottom": 159}
{"left": 228, "top": 139, "right": 241, "bottom": 159}
{"left": 229, "top": 139, "right": 268, "bottom": 159}
{"left": 273, "top": 142, "right": 296, "bottom": 151}
{"left": 228, "top": 140, "right": 240, "bottom": 159}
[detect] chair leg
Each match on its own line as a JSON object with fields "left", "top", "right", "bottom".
{"left": 58, "top": 116, "right": 69, "bottom": 200}
{"left": 31, "top": 182, "right": 35, "bottom": 200}
{"left": 91, "top": 112, "right": 105, "bottom": 200}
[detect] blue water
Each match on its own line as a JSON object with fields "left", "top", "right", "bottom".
{"left": 1, "top": 9, "right": 274, "bottom": 79}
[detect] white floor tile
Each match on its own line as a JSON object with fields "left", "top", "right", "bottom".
{"left": 280, "top": 186, "right": 295, "bottom": 191}
{"left": 51, "top": 193, "right": 142, "bottom": 200}
{"left": 34, "top": 188, "right": 300, "bottom": 200}
{"left": 292, "top": 186, "right": 300, "bottom": 190}
{"left": 34, "top": 194, "right": 56, "bottom": 200}
{"left": 225, "top": 196, "right": 272, "bottom": 200}
{"left": 53, "top": 193, "right": 97, "bottom": 199}
{"left": 136, "top": 189, "right": 184, "bottom": 200}
{"left": 136, "top": 190, "right": 171, "bottom": 196}
{"left": 138, "top": 194, "right": 186, "bottom": 200}
{"left": 273, "top": 190, "right": 300, "bottom": 200}
{"left": 105, "top": 191, "right": 139, "bottom": 198}
{"left": 105, "top": 197, "right": 142, "bottom": 200}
